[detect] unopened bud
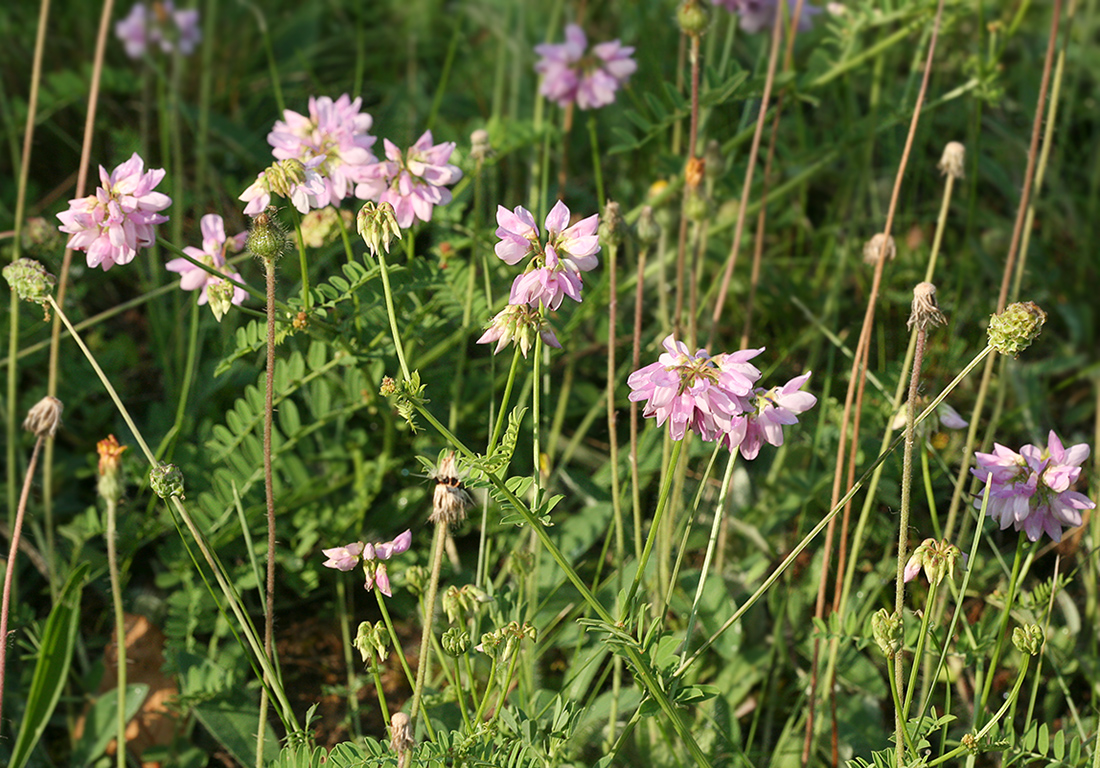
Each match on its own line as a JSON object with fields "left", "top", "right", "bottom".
{"left": 96, "top": 434, "right": 127, "bottom": 503}
{"left": 207, "top": 279, "right": 235, "bottom": 322}
{"left": 987, "top": 301, "right": 1046, "bottom": 357}
{"left": 599, "top": 200, "right": 624, "bottom": 248}
{"left": 23, "top": 395, "right": 63, "bottom": 438}
{"left": 470, "top": 129, "right": 492, "bottom": 163}
{"left": 677, "top": 0, "right": 711, "bottom": 36}
{"left": 635, "top": 205, "right": 661, "bottom": 247}
{"left": 704, "top": 140, "right": 724, "bottom": 183}
{"left": 4, "top": 258, "right": 57, "bottom": 315}
{"left": 357, "top": 201, "right": 403, "bottom": 256}
{"left": 1012, "top": 624, "right": 1043, "bottom": 655}
{"left": 441, "top": 627, "right": 471, "bottom": 657}
{"left": 871, "top": 609, "right": 902, "bottom": 656}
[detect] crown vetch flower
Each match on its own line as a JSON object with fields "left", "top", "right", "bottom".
{"left": 495, "top": 201, "right": 600, "bottom": 309}
{"left": 268, "top": 94, "right": 377, "bottom": 210}
{"left": 323, "top": 531, "right": 412, "bottom": 597}
{"left": 971, "top": 430, "right": 1095, "bottom": 542}
{"left": 534, "top": 24, "right": 637, "bottom": 110}
{"left": 56, "top": 153, "right": 171, "bottom": 271}
{"left": 356, "top": 131, "right": 463, "bottom": 229}
{"left": 322, "top": 541, "right": 365, "bottom": 571}
{"left": 628, "top": 334, "right": 763, "bottom": 443}
{"left": 724, "top": 371, "right": 817, "bottom": 459}
{"left": 240, "top": 158, "right": 327, "bottom": 216}
{"left": 711, "top": 0, "right": 821, "bottom": 33}
{"left": 165, "top": 214, "right": 248, "bottom": 308}
{"left": 116, "top": 1, "right": 201, "bottom": 59}
{"left": 477, "top": 303, "right": 561, "bottom": 357}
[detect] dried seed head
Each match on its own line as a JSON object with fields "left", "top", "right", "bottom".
{"left": 430, "top": 451, "right": 472, "bottom": 526}
{"left": 987, "top": 301, "right": 1046, "bottom": 357}
{"left": 96, "top": 434, "right": 128, "bottom": 503}
{"left": 862, "top": 233, "right": 896, "bottom": 265}
{"left": 389, "top": 712, "right": 415, "bottom": 758}
{"left": 907, "top": 281, "right": 946, "bottom": 330}
{"left": 938, "top": 142, "right": 966, "bottom": 180}
{"left": 23, "top": 395, "right": 63, "bottom": 438}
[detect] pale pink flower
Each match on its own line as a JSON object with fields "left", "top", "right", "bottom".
{"left": 56, "top": 152, "right": 171, "bottom": 271}
{"left": 711, "top": 0, "right": 821, "bottom": 33}
{"left": 268, "top": 94, "right": 377, "bottom": 210}
{"left": 724, "top": 372, "right": 817, "bottom": 459}
{"left": 322, "top": 541, "right": 364, "bottom": 571}
{"left": 972, "top": 431, "right": 1095, "bottom": 542}
{"left": 476, "top": 303, "right": 561, "bottom": 357}
{"left": 362, "top": 529, "right": 413, "bottom": 597}
{"left": 534, "top": 24, "right": 637, "bottom": 110}
{"left": 115, "top": 1, "right": 201, "bottom": 59}
{"left": 356, "top": 131, "right": 463, "bottom": 228}
{"left": 239, "top": 157, "right": 326, "bottom": 216}
{"left": 165, "top": 213, "right": 247, "bottom": 306}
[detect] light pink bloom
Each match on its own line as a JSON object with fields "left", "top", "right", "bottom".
{"left": 268, "top": 94, "right": 377, "bottom": 210}
{"left": 356, "top": 131, "right": 463, "bottom": 228}
{"left": 239, "top": 157, "right": 326, "bottom": 216}
{"left": 534, "top": 24, "right": 637, "bottom": 110}
{"left": 495, "top": 201, "right": 600, "bottom": 309}
{"left": 627, "top": 334, "right": 763, "bottom": 443}
{"left": 724, "top": 372, "right": 817, "bottom": 459}
{"left": 362, "top": 530, "right": 413, "bottom": 597}
{"left": 972, "top": 430, "right": 1095, "bottom": 542}
{"left": 322, "top": 541, "right": 364, "bottom": 571}
{"left": 165, "top": 214, "right": 248, "bottom": 306}
{"left": 115, "top": 2, "right": 202, "bottom": 59}
{"left": 711, "top": 0, "right": 821, "bottom": 33}
{"left": 477, "top": 303, "right": 561, "bottom": 357}
{"left": 56, "top": 152, "right": 171, "bottom": 271}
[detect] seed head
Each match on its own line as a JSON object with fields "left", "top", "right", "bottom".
{"left": 862, "top": 233, "right": 896, "bottom": 265}
{"left": 987, "top": 301, "right": 1046, "bottom": 357}
{"left": 677, "top": 0, "right": 712, "bottom": 36}
{"left": 431, "top": 451, "right": 472, "bottom": 526}
{"left": 907, "top": 281, "right": 946, "bottom": 331}
{"left": 685, "top": 155, "right": 705, "bottom": 191}
{"left": 246, "top": 206, "right": 288, "bottom": 263}
{"left": 389, "top": 712, "right": 415, "bottom": 762}
{"left": 150, "top": 462, "right": 185, "bottom": 499}
{"left": 599, "top": 200, "right": 624, "bottom": 248}
{"left": 635, "top": 205, "right": 661, "bottom": 247}
{"left": 4, "top": 258, "right": 57, "bottom": 317}
{"left": 938, "top": 142, "right": 966, "bottom": 180}
{"left": 23, "top": 395, "right": 63, "bottom": 438}
{"left": 470, "top": 129, "right": 493, "bottom": 163}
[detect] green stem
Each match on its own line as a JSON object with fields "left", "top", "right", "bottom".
{"left": 293, "top": 215, "right": 310, "bottom": 310}
{"left": 370, "top": 657, "right": 390, "bottom": 726}
{"left": 625, "top": 440, "right": 685, "bottom": 610}
{"left": 977, "top": 535, "right": 1029, "bottom": 716}
{"left": 588, "top": 116, "right": 605, "bottom": 206}
{"left": 903, "top": 578, "right": 938, "bottom": 720}
{"left": 105, "top": 496, "right": 126, "bottom": 768}
{"left": 409, "top": 523, "right": 447, "bottom": 735}
{"left": 374, "top": 592, "right": 417, "bottom": 691}
{"left": 886, "top": 653, "right": 920, "bottom": 761}
{"left": 375, "top": 246, "right": 412, "bottom": 381}
{"left": 488, "top": 347, "right": 524, "bottom": 454}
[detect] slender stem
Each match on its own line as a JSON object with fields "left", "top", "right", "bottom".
{"left": 293, "top": 215, "right": 311, "bottom": 310}
{"left": 0, "top": 436, "right": 44, "bottom": 726}
{"left": 588, "top": 117, "right": 605, "bottom": 206}
{"left": 369, "top": 658, "right": 390, "bottom": 726}
{"left": 375, "top": 246, "right": 412, "bottom": 381}
{"left": 978, "top": 536, "right": 1028, "bottom": 715}
{"left": 885, "top": 654, "right": 920, "bottom": 761}
{"left": 105, "top": 496, "right": 127, "bottom": 768}
{"left": 258, "top": 257, "right": 278, "bottom": 758}
{"left": 629, "top": 244, "right": 648, "bottom": 563}
{"left": 488, "top": 347, "right": 524, "bottom": 454}
{"left": 624, "top": 440, "right": 684, "bottom": 610}
{"left": 374, "top": 592, "right": 417, "bottom": 691}
{"left": 904, "top": 578, "right": 938, "bottom": 720}
{"left": 410, "top": 523, "right": 447, "bottom": 733}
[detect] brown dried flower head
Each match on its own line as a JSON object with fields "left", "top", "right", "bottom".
{"left": 908, "top": 281, "right": 946, "bottom": 330}
{"left": 431, "top": 451, "right": 472, "bottom": 526}
{"left": 23, "top": 396, "right": 63, "bottom": 438}
{"left": 389, "top": 712, "right": 415, "bottom": 764}
{"left": 938, "top": 142, "right": 965, "bottom": 180}
{"left": 862, "top": 233, "right": 896, "bottom": 265}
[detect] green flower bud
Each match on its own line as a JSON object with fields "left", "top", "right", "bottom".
{"left": 677, "top": 0, "right": 711, "bottom": 36}
{"left": 353, "top": 620, "right": 389, "bottom": 664}
{"left": 441, "top": 627, "right": 470, "bottom": 657}
{"left": 357, "top": 201, "right": 402, "bottom": 257}
{"left": 871, "top": 609, "right": 902, "bottom": 657}
{"left": 4, "top": 258, "right": 57, "bottom": 314}
{"left": 404, "top": 565, "right": 428, "bottom": 597}
{"left": 599, "top": 200, "right": 624, "bottom": 248}
{"left": 150, "top": 462, "right": 185, "bottom": 499}
{"left": 246, "top": 207, "right": 288, "bottom": 263}
{"left": 207, "top": 279, "right": 235, "bottom": 322}
{"left": 635, "top": 205, "right": 661, "bottom": 247}
{"left": 1012, "top": 624, "right": 1043, "bottom": 656}
{"left": 988, "top": 301, "right": 1046, "bottom": 358}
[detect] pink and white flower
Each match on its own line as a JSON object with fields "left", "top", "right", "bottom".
{"left": 322, "top": 530, "right": 413, "bottom": 597}
{"left": 724, "top": 372, "right": 817, "bottom": 459}
{"left": 165, "top": 213, "right": 248, "bottom": 306}
{"left": 711, "top": 0, "right": 821, "bottom": 33}
{"left": 268, "top": 94, "right": 378, "bottom": 210}
{"left": 56, "top": 152, "right": 171, "bottom": 271}
{"left": 534, "top": 24, "right": 637, "bottom": 110}
{"left": 972, "top": 430, "right": 1095, "bottom": 542}
{"left": 356, "top": 131, "right": 463, "bottom": 229}
{"left": 115, "top": 1, "right": 201, "bottom": 59}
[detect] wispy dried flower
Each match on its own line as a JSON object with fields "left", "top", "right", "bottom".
{"left": 862, "top": 233, "right": 896, "bottom": 265}
{"left": 938, "top": 142, "right": 965, "bottom": 180}
{"left": 390, "top": 712, "right": 415, "bottom": 766}
{"left": 908, "top": 281, "right": 946, "bottom": 330}
{"left": 431, "top": 452, "right": 472, "bottom": 526}
{"left": 23, "top": 396, "right": 63, "bottom": 439}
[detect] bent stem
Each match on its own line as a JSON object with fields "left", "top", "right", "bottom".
{"left": 105, "top": 495, "right": 127, "bottom": 768}
{"left": 409, "top": 522, "right": 447, "bottom": 737}
{"left": 0, "top": 435, "right": 44, "bottom": 727}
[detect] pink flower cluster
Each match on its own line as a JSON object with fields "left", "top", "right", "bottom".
{"left": 477, "top": 201, "right": 599, "bottom": 357}
{"left": 628, "top": 334, "right": 816, "bottom": 458}
{"left": 56, "top": 153, "right": 171, "bottom": 271}
{"left": 165, "top": 214, "right": 247, "bottom": 307}
{"left": 322, "top": 530, "right": 412, "bottom": 597}
{"left": 267, "top": 94, "right": 378, "bottom": 210}
{"left": 972, "top": 431, "right": 1094, "bottom": 542}
{"left": 116, "top": 1, "right": 201, "bottom": 59}
{"left": 356, "top": 131, "right": 463, "bottom": 229}
{"left": 711, "top": 0, "right": 821, "bottom": 33}
{"left": 535, "top": 24, "right": 636, "bottom": 110}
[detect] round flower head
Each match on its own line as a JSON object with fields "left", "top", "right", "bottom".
{"left": 534, "top": 24, "right": 637, "bottom": 110}
{"left": 165, "top": 213, "right": 248, "bottom": 307}
{"left": 56, "top": 152, "right": 171, "bottom": 271}
{"left": 972, "top": 430, "right": 1095, "bottom": 542}
{"left": 356, "top": 131, "right": 463, "bottom": 228}
{"left": 627, "top": 334, "right": 763, "bottom": 443}
{"left": 495, "top": 200, "right": 600, "bottom": 309}
{"left": 116, "top": 1, "right": 202, "bottom": 59}
{"left": 267, "top": 94, "right": 377, "bottom": 210}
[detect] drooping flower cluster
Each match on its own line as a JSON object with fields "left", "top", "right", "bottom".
{"left": 356, "top": 131, "right": 463, "bottom": 229}
{"left": 165, "top": 214, "right": 248, "bottom": 320}
{"left": 971, "top": 431, "right": 1095, "bottom": 543}
{"left": 240, "top": 158, "right": 326, "bottom": 217}
{"left": 477, "top": 201, "right": 599, "bottom": 357}
{"left": 116, "top": 1, "right": 201, "bottom": 59}
{"left": 56, "top": 153, "right": 171, "bottom": 271}
{"left": 628, "top": 334, "right": 816, "bottom": 458}
{"left": 266, "top": 94, "right": 378, "bottom": 211}
{"left": 322, "top": 530, "right": 413, "bottom": 597}
{"left": 535, "top": 24, "right": 637, "bottom": 110}
{"left": 711, "top": 0, "right": 821, "bottom": 33}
